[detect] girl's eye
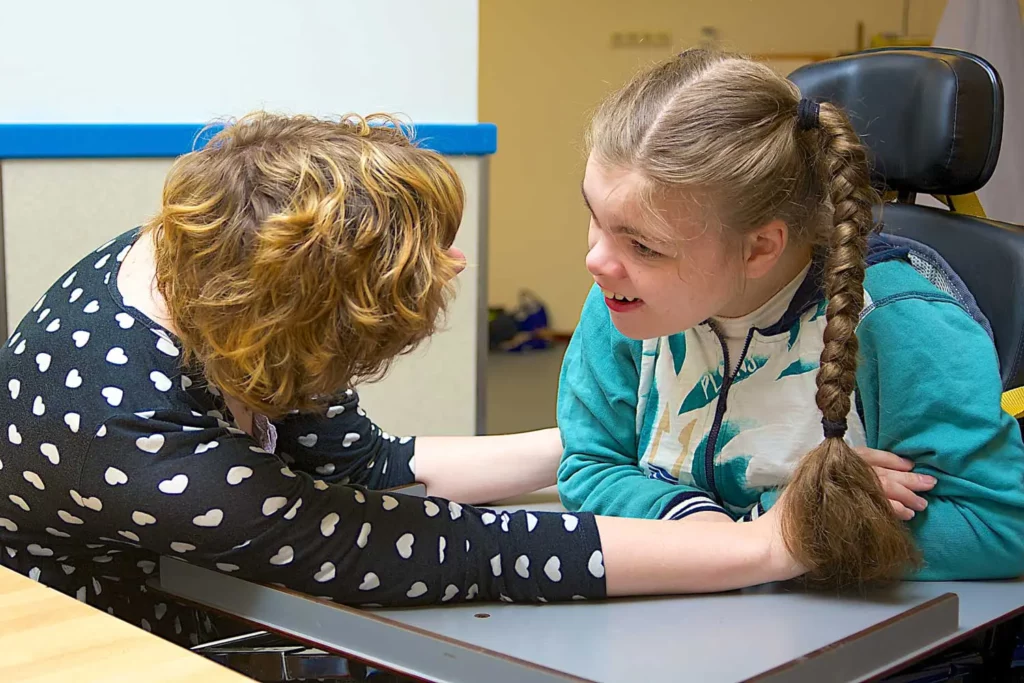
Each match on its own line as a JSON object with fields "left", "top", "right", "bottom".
{"left": 631, "top": 240, "right": 662, "bottom": 258}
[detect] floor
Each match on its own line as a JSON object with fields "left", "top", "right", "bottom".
{"left": 484, "top": 342, "right": 568, "bottom": 435}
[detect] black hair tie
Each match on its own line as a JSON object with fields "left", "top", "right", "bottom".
{"left": 797, "top": 98, "right": 821, "bottom": 130}
{"left": 822, "top": 417, "right": 847, "bottom": 439}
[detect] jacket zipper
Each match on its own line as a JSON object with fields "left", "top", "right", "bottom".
{"left": 702, "top": 322, "right": 755, "bottom": 501}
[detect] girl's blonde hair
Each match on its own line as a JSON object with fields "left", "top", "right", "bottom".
{"left": 589, "top": 49, "right": 918, "bottom": 586}
{"left": 145, "top": 111, "right": 464, "bottom": 418}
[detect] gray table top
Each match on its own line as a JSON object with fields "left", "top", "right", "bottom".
{"left": 158, "top": 488, "right": 1024, "bottom": 683}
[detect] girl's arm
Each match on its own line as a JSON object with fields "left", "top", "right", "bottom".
{"left": 414, "top": 428, "right": 562, "bottom": 504}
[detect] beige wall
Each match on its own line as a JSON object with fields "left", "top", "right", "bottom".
{"left": 481, "top": 0, "right": 952, "bottom": 331}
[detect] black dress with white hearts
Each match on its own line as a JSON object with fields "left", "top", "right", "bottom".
{"left": 0, "top": 228, "right": 606, "bottom": 648}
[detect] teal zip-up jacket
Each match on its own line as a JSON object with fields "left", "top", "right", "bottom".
{"left": 557, "top": 235, "right": 1024, "bottom": 580}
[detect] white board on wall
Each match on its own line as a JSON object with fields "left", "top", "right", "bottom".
{"left": 0, "top": 0, "right": 478, "bottom": 124}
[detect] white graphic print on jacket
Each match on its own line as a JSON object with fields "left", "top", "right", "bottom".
{"left": 635, "top": 297, "right": 867, "bottom": 516}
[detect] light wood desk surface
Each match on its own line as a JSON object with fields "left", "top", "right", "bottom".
{"left": 0, "top": 566, "right": 250, "bottom": 682}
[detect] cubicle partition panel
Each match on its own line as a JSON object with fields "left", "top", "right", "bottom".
{"left": 0, "top": 124, "right": 493, "bottom": 438}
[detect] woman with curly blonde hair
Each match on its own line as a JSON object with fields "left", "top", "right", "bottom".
{"left": 0, "top": 111, "right": 798, "bottom": 647}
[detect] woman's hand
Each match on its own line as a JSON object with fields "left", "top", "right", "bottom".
{"left": 855, "top": 447, "right": 936, "bottom": 521}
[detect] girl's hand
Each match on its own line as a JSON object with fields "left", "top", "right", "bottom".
{"left": 855, "top": 447, "right": 937, "bottom": 521}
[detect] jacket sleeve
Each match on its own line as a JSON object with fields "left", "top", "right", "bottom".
{"left": 272, "top": 390, "right": 415, "bottom": 490}
{"left": 857, "top": 295, "right": 1024, "bottom": 580}
{"left": 80, "top": 413, "right": 607, "bottom": 605}
{"left": 557, "top": 286, "right": 725, "bottom": 520}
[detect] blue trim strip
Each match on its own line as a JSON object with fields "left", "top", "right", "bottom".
{"left": 0, "top": 122, "right": 497, "bottom": 158}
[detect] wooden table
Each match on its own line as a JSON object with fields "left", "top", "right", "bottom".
{"left": 0, "top": 566, "right": 250, "bottom": 682}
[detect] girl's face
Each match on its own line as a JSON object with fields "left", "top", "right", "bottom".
{"left": 582, "top": 155, "right": 747, "bottom": 340}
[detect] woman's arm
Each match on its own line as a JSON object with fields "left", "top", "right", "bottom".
{"left": 600, "top": 507, "right": 801, "bottom": 595}
{"left": 414, "top": 428, "right": 562, "bottom": 504}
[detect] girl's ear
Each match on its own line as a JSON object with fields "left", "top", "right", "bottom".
{"left": 742, "top": 219, "right": 789, "bottom": 280}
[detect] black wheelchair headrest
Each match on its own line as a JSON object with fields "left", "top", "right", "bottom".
{"left": 789, "top": 47, "right": 1003, "bottom": 196}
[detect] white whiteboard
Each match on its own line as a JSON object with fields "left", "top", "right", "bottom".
{"left": 0, "top": 0, "right": 478, "bottom": 124}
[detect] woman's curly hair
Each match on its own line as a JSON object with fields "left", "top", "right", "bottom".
{"left": 144, "top": 111, "right": 465, "bottom": 418}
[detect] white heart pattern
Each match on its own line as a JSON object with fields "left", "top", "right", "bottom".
{"left": 216, "top": 563, "right": 239, "bottom": 573}
{"left": 40, "top": 443, "right": 60, "bottom": 465}
{"left": 283, "top": 498, "right": 302, "bottom": 520}
{"left": 320, "top": 513, "right": 340, "bottom": 537}
{"left": 45, "top": 319, "right": 60, "bottom": 333}
{"left": 83, "top": 300, "right": 100, "bottom": 314}
{"left": 226, "top": 466, "right": 253, "bottom": 485}
{"left": 137, "top": 560, "right": 156, "bottom": 574}
{"left": 192, "top": 509, "right": 224, "bottom": 528}
{"left": 28, "top": 567, "right": 41, "bottom": 581}
{"left": 8, "top": 424, "right": 22, "bottom": 445}
{"left": 156, "top": 336, "right": 179, "bottom": 357}
{"left": 356, "top": 522, "right": 371, "bottom": 548}
{"left": 562, "top": 514, "right": 579, "bottom": 532}
{"left": 515, "top": 555, "right": 531, "bottom": 579}
{"left": 46, "top": 527, "right": 70, "bottom": 538}
{"left": 170, "top": 542, "right": 195, "bottom": 554}
{"left": 65, "top": 369, "right": 83, "bottom": 388}
{"left": 119, "top": 530, "right": 140, "bottom": 542}
{"left": 342, "top": 432, "right": 361, "bottom": 447}
{"left": 359, "top": 572, "right": 380, "bottom": 591}
{"left": 0, "top": 518, "right": 17, "bottom": 532}
{"left": 95, "top": 253, "right": 111, "bottom": 269}
{"left": 315, "top": 463, "right": 335, "bottom": 475}
{"left": 8, "top": 379, "right": 19, "bottom": 400}
{"left": 58, "top": 510, "right": 83, "bottom": 525}
{"left": 527, "top": 512, "right": 539, "bottom": 532}
{"left": 439, "top": 536, "right": 447, "bottom": 564}
{"left": 63, "top": 272, "right": 77, "bottom": 288}
{"left": 13, "top": 340, "right": 26, "bottom": 355}
{"left": 79, "top": 495, "right": 102, "bottom": 512}
{"left": 442, "top": 585, "right": 459, "bottom": 602}
{"left": 154, "top": 603, "right": 167, "bottom": 620}
{"left": 64, "top": 413, "right": 81, "bottom": 433}
{"left": 35, "top": 353, "right": 51, "bottom": 372}
{"left": 136, "top": 434, "right": 165, "bottom": 454}
{"left": 194, "top": 441, "right": 218, "bottom": 454}
{"left": 262, "top": 496, "right": 288, "bottom": 516}
{"left": 481, "top": 512, "right": 497, "bottom": 526}
{"left": 406, "top": 582, "right": 428, "bottom": 599}
{"left": 105, "top": 467, "right": 128, "bottom": 486}
{"left": 115, "top": 313, "right": 135, "bottom": 329}
{"left": 589, "top": 548, "right": 602, "bottom": 577}
{"left": 132, "top": 511, "right": 157, "bottom": 526}
{"left": 10, "top": 494, "right": 30, "bottom": 512}
{"left": 314, "top": 562, "right": 336, "bottom": 583}
{"left": 269, "top": 545, "right": 294, "bottom": 566}
{"left": 448, "top": 501, "right": 462, "bottom": 520}
{"left": 106, "top": 347, "right": 128, "bottom": 365}
{"left": 326, "top": 405, "right": 344, "bottom": 417}
{"left": 544, "top": 556, "right": 562, "bottom": 582}
{"left": 297, "top": 433, "right": 318, "bottom": 448}
{"left": 32, "top": 396, "right": 45, "bottom": 416}
{"left": 27, "top": 544, "right": 53, "bottom": 557}
{"left": 69, "top": 288, "right": 83, "bottom": 303}
{"left": 158, "top": 474, "right": 188, "bottom": 495}
{"left": 396, "top": 533, "right": 415, "bottom": 559}
{"left": 96, "top": 425, "right": 107, "bottom": 437}
{"left": 150, "top": 371, "right": 172, "bottom": 392}
{"left": 72, "top": 331, "right": 90, "bottom": 348}
{"left": 424, "top": 500, "right": 440, "bottom": 517}
{"left": 490, "top": 554, "right": 502, "bottom": 577}
{"left": 37, "top": 308, "right": 50, "bottom": 323}
{"left": 466, "top": 583, "right": 479, "bottom": 600}
{"left": 101, "top": 387, "right": 123, "bottom": 406}
{"left": 382, "top": 495, "right": 399, "bottom": 511}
